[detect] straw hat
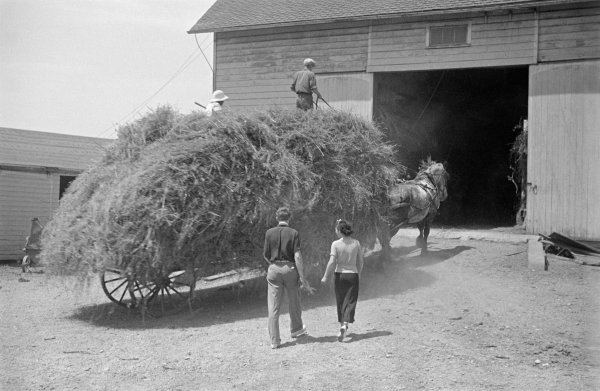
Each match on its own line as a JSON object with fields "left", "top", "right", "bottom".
{"left": 303, "top": 58, "right": 316, "bottom": 67}
{"left": 209, "top": 90, "right": 229, "bottom": 102}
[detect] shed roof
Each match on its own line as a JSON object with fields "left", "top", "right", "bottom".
{"left": 188, "top": 0, "right": 578, "bottom": 33}
{"left": 0, "top": 127, "right": 113, "bottom": 172}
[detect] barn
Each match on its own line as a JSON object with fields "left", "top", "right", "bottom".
{"left": 0, "top": 128, "right": 113, "bottom": 261}
{"left": 188, "top": 0, "right": 600, "bottom": 240}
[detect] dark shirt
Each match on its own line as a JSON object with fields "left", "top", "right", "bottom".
{"left": 291, "top": 69, "right": 317, "bottom": 94}
{"left": 263, "top": 223, "right": 301, "bottom": 263}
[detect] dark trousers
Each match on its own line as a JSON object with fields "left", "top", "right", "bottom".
{"left": 296, "top": 93, "right": 313, "bottom": 111}
{"left": 334, "top": 272, "right": 359, "bottom": 324}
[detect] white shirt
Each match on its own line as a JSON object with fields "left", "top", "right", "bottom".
{"left": 206, "top": 102, "right": 222, "bottom": 116}
{"left": 330, "top": 237, "right": 361, "bottom": 273}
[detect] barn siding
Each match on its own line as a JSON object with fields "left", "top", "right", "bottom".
{"left": 317, "top": 73, "right": 373, "bottom": 119}
{"left": 214, "top": 23, "right": 369, "bottom": 110}
{"left": 367, "top": 11, "right": 537, "bottom": 72}
{"left": 0, "top": 171, "right": 59, "bottom": 260}
{"left": 527, "top": 60, "right": 600, "bottom": 240}
{"left": 538, "top": 3, "right": 600, "bottom": 62}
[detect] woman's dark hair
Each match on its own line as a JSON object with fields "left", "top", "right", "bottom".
{"left": 336, "top": 219, "right": 353, "bottom": 236}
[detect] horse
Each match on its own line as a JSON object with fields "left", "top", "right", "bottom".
{"left": 378, "top": 161, "right": 449, "bottom": 263}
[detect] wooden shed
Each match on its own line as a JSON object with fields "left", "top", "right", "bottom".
{"left": 189, "top": 0, "right": 600, "bottom": 240}
{"left": 0, "top": 128, "right": 113, "bottom": 261}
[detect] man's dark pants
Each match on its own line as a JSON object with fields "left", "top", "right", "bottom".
{"left": 296, "top": 93, "right": 313, "bottom": 111}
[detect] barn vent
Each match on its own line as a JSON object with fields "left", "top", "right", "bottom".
{"left": 427, "top": 24, "right": 470, "bottom": 47}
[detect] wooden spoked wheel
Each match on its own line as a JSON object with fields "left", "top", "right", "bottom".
{"left": 100, "top": 267, "right": 195, "bottom": 313}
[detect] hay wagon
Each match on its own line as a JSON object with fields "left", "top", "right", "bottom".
{"left": 100, "top": 265, "right": 265, "bottom": 312}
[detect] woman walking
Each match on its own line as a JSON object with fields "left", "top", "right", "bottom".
{"left": 321, "top": 219, "right": 364, "bottom": 342}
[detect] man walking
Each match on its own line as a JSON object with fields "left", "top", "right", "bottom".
{"left": 264, "top": 207, "right": 311, "bottom": 348}
{"left": 290, "top": 58, "right": 324, "bottom": 111}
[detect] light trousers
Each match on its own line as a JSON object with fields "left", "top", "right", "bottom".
{"left": 267, "top": 263, "right": 304, "bottom": 345}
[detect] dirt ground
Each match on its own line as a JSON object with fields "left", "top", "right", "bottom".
{"left": 1, "top": 228, "right": 599, "bottom": 391}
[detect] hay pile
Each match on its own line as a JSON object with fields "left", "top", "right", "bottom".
{"left": 41, "top": 106, "right": 401, "bottom": 282}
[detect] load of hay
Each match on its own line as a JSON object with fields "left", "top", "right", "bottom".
{"left": 41, "top": 106, "right": 401, "bottom": 283}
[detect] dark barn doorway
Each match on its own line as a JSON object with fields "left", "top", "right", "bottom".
{"left": 374, "top": 67, "right": 528, "bottom": 226}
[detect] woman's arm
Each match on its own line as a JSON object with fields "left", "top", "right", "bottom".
{"left": 356, "top": 243, "right": 364, "bottom": 276}
{"left": 321, "top": 254, "right": 336, "bottom": 284}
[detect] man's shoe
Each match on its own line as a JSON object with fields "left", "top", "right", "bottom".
{"left": 291, "top": 325, "right": 308, "bottom": 338}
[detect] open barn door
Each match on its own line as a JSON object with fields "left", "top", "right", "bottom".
{"left": 527, "top": 60, "right": 600, "bottom": 240}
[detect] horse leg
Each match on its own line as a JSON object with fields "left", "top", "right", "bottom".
{"left": 416, "top": 221, "right": 425, "bottom": 248}
{"left": 377, "top": 225, "right": 392, "bottom": 269}
{"left": 421, "top": 218, "right": 431, "bottom": 253}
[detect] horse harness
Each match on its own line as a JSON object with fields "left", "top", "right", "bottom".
{"left": 404, "top": 172, "right": 442, "bottom": 211}
{"left": 389, "top": 172, "right": 443, "bottom": 232}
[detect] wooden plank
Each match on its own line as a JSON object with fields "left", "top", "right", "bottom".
{"left": 539, "top": 4, "right": 600, "bottom": 20}
{"left": 216, "top": 36, "right": 368, "bottom": 55}
{"left": 368, "top": 48, "right": 534, "bottom": 66}
{"left": 370, "top": 41, "right": 535, "bottom": 58}
{"left": 538, "top": 21, "right": 600, "bottom": 35}
{"left": 216, "top": 42, "right": 368, "bottom": 61}
{"left": 370, "top": 10, "right": 533, "bottom": 33}
{"left": 539, "top": 48, "right": 600, "bottom": 62}
{"left": 370, "top": 30, "right": 535, "bottom": 48}
{"left": 540, "top": 37, "right": 600, "bottom": 49}
{"left": 216, "top": 60, "right": 367, "bottom": 77}
{"left": 218, "top": 21, "right": 369, "bottom": 40}
{"left": 370, "top": 22, "right": 535, "bottom": 42}
{"left": 217, "top": 48, "right": 368, "bottom": 69}
{"left": 368, "top": 57, "right": 534, "bottom": 72}
{"left": 217, "top": 28, "right": 369, "bottom": 49}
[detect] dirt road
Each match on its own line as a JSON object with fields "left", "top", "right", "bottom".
{"left": 1, "top": 230, "right": 599, "bottom": 390}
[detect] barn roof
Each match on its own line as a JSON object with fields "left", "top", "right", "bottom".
{"left": 0, "top": 127, "right": 113, "bottom": 172}
{"left": 188, "top": 0, "right": 579, "bottom": 33}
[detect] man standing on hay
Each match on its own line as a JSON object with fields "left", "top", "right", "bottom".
{"left": 264, "top": 207, "right": 312, "bottom": 349}
{"left": 290, "top": 58, "right": 323, "bottom": 111}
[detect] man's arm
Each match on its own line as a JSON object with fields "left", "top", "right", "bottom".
{"left": 294, "top": 250, "right": 307, "bottom": 282}
{"left": 309, "top": 73, "right": 323, "bottom": 99}
{"left": 295, "top": 250, "right": 315, "bottom": 294}
{"left": 263, "top": 233, "right": 271, "bottom": 264}
{"left": 290, "top": 72, "right": 297, "bottom": 92}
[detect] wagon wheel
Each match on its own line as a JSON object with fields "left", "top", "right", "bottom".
{"left": 100, "top": 267, "right": 196, "bottom": 313}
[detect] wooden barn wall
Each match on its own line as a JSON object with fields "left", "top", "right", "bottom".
{"left": 0, "top": 171, "right": 59, "bottom": 260}
{"left": 214, "top": 22, "right": 369, "bottom": 110}
{"left": 367, "top": 10, "right": 537, "bottom": 72}
{"left": 527, "top": 60, "right": 600, "bottom": 240}
{"left": 317, "top": 73, "right": 373, "bottom": 118}
{"left": 538, "top": 3, "right": 600, "bottom": 62}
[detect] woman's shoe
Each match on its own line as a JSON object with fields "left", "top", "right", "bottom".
{"left": 338, "top": 324, "right": 347, "bottom": 342}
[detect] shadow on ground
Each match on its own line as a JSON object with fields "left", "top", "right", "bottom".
{"left": 275, "top": 330, "right": 393, "bottom": 348}
{"left": 68, "top": 243, "right": 472, "bottom": 330}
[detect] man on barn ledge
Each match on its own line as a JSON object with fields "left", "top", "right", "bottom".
{"left": 290, "top": 58, "right": 323, "bottom": 111}
{"left": 263, "top": 207, "right": 312, "bottom": 349}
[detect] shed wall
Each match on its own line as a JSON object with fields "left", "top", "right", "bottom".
{"left": 527, "top": 60, "right": 600, "bottom": 240}
{"left": 0, "top": 171, "right": 59, "bottom": 260}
